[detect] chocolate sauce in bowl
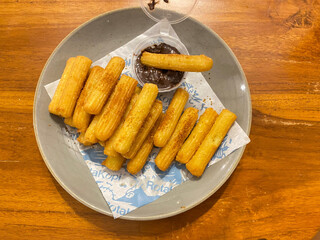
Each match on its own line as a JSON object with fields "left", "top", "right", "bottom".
{"left": 135, "top": 43, "right": 184, "bottom": 90}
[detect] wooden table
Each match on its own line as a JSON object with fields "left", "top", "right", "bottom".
{"left": 1, "top": 0, "right": 319, "bottom": 239}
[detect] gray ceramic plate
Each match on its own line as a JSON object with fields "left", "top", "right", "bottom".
{"left": 33, "top": 7, "right": 251, "bottom": 220}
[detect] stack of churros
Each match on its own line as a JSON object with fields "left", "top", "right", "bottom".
{"left": 49, "top": 52, "right": 236, "bottom": 177}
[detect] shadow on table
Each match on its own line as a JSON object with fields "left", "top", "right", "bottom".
{"left": 52, "top": 174, "right": 232, "bottom": 237}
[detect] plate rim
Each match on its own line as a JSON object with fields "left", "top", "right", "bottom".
{"left": 33, "top": 7, "right": 252, "bottom": 221}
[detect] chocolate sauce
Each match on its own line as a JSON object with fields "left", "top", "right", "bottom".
{"left": 148, "top": 0, "right": 169, "bottom": 11}
{"left": 135, "top": 43, "right": 184, "bottom": 90}
{"left": 148, "top": 0, "right": 157, "bottom": 10}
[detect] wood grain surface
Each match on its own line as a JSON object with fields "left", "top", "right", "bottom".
{"left": 1, "top": 0, "right": 319, "bottom": 239}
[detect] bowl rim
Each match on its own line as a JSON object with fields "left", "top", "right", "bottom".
{"left": 33, "top": 7, "right": 252, "bottom": 221}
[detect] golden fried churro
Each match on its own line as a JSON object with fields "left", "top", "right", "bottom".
{"left": 64, "top": 116, "right": 76, "bottom": 128}
{"left": 127, "top": 114, "right": 164, "bottom": 175}
{"left": 95, "top": 75, "right": 138, "bottom": 141}
{"left": 123, "top": 100, "right": 162, "bottom": 159}
{"left": 77, "top": 132, "right": 94, "bottom": 146}
{"left": 102, "top": 155, "right": 126, "bottom": 171}
{"left": 155, "top": 107, "right": 199, "bottom": 171}
{"left": 141, "top": 52, "right": 213, "bottom": 72}
{"left": 154, "top": 88, "right": 189, "bottom": 147}
{"left": 83, "top": 102, "right": 110, "bottom": 144}
{"left": 49, "top": 56, "right": 92, "bottom": 118}
{"left": 186, "top": 109, "right": 237, "bottom": 177}
{"left": 84, "top": 57, "right": 125, "bottom": 115}
{"left": 176, "top": 108, "right": 218, "bottom": 164}
{"left": 72, "top": 66, "right": 104, "bottom": 131}
{"left": 103, "top": 88, "right": 141, "bottom": 157}
{"left": 114, "top": 83, "right": 158, "bottom": 154}
{"left": 49, "top": 57, "right": 75, "bottom": 116}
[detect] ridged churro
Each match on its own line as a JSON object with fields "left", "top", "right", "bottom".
{"left": 141, "top": 52, "right": 213, "bottom": 72}
{"left": 95, "top": 75, "right": 137, "bottom": 141}
{"left": 186, "top": 109, "right": 237, "bottom": 177}
{"left": 154, "top": 88, "right": 189, "bottom": 147}
{"left": 114, "top": 83, "right": 158, "bottom": 154}
{"left": 176, "top": 108, "right": 218, "bottom": 164}
{"left": 155, "top": 107, "right": 199, "bottom": 171}
{"left": 49, "top": 56, "right": 92, "bottom": 118}
{"left": 84, "top": 57, "right": 125, "bottom": 115}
